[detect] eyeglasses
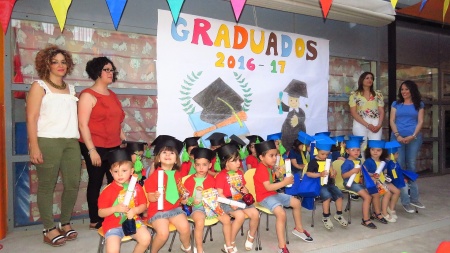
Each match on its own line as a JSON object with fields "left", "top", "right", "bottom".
{"left": 102, "top": 68, "right": 116, "bottom": 73}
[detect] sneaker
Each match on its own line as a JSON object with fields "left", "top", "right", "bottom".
{"left": 350, "top": 194, "right": 360, "bottom": 201}
{"left": 410, "top": 201, "right": 425, "bottom": 209}
{"left": 387, "top": 207, "right": 398, "bottom": 220}
{"left": 292, "top": 228, "right": 313, "bottom": 242}
{"left": 333, "top": 214, "right": 348, "bottom": 227}
{"left": 403, "top": 204, "right": 415, "bottom": 213}
{"left": 278, "top": 246, "right": 290, "bottom": 253}
{"left": 322, "top": 217, "right": 334, "bottom": 230}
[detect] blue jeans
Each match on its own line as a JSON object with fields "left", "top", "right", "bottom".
{"left": 391, "top": 133, "right": 422, "bottom": 205}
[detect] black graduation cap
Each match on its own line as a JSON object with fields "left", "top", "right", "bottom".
{"left": 283, "top": 79, "right": 308, "bottom": 98}
{"left": 108, "top": 148, "right": 131, "bottom": 165}
{"left": 246, "top": 135, "right": 264, "bottom": 144}
{"left": 206, "top": 132, "right": 227, "bottom": 147}
{"left": 183, "top": 137, "right": 200, "bottom": 149}
{"left": 254, "top": 140, "right": 277, "bottom": 156}
{"left": 153, "top": 137, "right": 183, "bottom": 155}
{"left": 228, "top": 134, "right": 246, "bottom": 149}
{"left": 150, "top": 135, "right": 175, "bottom": 147}
{"left": 216, "top": 143, "right": 239, "bottom": 161}
{"left": 124, "top": 141, "right": 146, "bottom": 155}
{"left": 193, "top": 77, "right": 244, "bottom": 124}
{"left": 191, "top": 147, "right": 216, "bottom": 162}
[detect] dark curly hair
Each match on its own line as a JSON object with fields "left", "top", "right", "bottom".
{"left": 364, "top": 147, "right": 387, "bottom": 161}
{"left": 85, "top": 56, "right": 118, "bottom": 82}
{"left": 397, "top": 80, "right": 422, "bottom": 111}
{"left": 356, "top": 72, "right": 375, "bottom": 97}
{"left": 34, "top": 45, "right": 74, "bottom": 80}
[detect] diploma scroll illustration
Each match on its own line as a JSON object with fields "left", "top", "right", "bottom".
{"left": 123, "top": 174, "right": 138, "bottom": 206}
{"left": 346, "top": 164, "right": 361, "bottom": 187}
{"left": 322, "top": 159, "right": 331, "bottom": 185}
{"left": 285, "top": 159, "right": 292, "bottom": 188}
{"left": 158, "top": 170, "right": 164, "bottom": 210}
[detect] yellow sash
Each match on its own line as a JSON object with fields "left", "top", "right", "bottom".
{"left": 300, "top": 151, "right": 307, "bottom": 165}
{"left": 352, "top": 160, "right": 361, "bottom": 183}
{"left": 317, "top": 160, "right": 326, "bottom": 186}
{"left": 375, "top": 161, "right": 386, "bottom": 183}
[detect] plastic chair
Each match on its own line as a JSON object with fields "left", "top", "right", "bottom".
{"left": 244, "top": 168, "right": 289, "bottom": 251}
{"left": 97, "top": 226, "right": 144, "bottom": 253}
{"left": 333, "top": 159, "right": 358, "bottom": 224}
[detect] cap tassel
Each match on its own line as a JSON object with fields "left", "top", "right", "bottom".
{"left": 199, "top": 139, "right": 205, "bottom": 148}
{"left": 340, "top": 145, "right": 345, "bottom": 156}
{"left": 144, "top": 146, "right": 152, "bottom": 159}
{"left": 255, "top": 137, "right": 261, "bottom": 144}
{"left": 134, "top": 155, "right": 144, "bottom": 180}
{"left": 390, "top": 153, "right": 395, "bottom": 163}
{"left": 279, "top": 142, "right": 287, "bottom": 156}
{"left": 181, "top": 145, "right": 190, "bottom": 162}
{"left": 313, "top": 147, "right": 318, "bottom": 155}
{"left": 214, "top": 155, "right": 221, "bottom": 172}
{"left": 239, "top": 147, "right": 248, "bottom": 160}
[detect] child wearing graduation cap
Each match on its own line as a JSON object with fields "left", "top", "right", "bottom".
{"left": 98, "top": 149, "right": 150, "bottom": 253}
{"left": 254, "top": 140, "right": 313, "bottom": 253}
{"left": 206, "top": 132, "right": 227, "bottom": 177}
{"left": 245, "top": 135, "right": 264, "bottom": 170}
{"left": 183, "top": 147, "right": 234, "bottom": 253}
{"left": 267, "top": 132, "right": 288, "bottom": 173}
{"left": 363, "top": 140, "right": 399, "bottom": 223}
{"left": 289, "top": 131, "right": 314, "bottom": 174}
{"left": 340, "top": 138, "right": 376, "bottom": 229}
{"left": 180, "top": 137, "right": 201, "bottom": 177}
{"left": 125, "top": 141, "right": 148, "bottom": 186}
{"left": 143, "top": 136, "right": 193, "bottom": 253}
{"left": 306, "top": 136, "right": 348, "bottom": 230}
{"left": 215, "top": 144, "right": 259, "bottom": 252}
{"left": 330, "top": 135, "right": 347, "bottom": 161}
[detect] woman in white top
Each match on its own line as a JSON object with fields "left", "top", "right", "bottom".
{"left": 26, "top": 45, "right": 81, "bottom": 247}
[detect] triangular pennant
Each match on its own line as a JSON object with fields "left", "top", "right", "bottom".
{"left": 50, "top": 0, "right": 72, "bottom": 32}
{"left": 166, "top": 0, "right": 185, "bottom": 24}
{"left": 419, "top": 0, "right": 428, "bottom": 11}
{"left": 0, "top": 0, "right": 17, "bottom": 34}
{"left": 445, "top": 0, "right": 450, "bottom": 22}
{"left": 230, "top": 0, "right": 246, "bottom": 22}
{"left": 105, "top": 0, "right": 127, "bottom": 30}
{"left": 391, "top": 0, "right": 398, "bottom": 9}
{"left": 319, "top": 0, "right": 333, "bottom": 19}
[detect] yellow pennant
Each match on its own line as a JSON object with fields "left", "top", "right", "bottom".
{"left": 50, "top": 0, "right": 72, "bottom": 31}
{"left": 444, "top": 0, "right": 450, "bottom": 22}
{"left": 391, "top": 0, "right": 398, "bottom": 9}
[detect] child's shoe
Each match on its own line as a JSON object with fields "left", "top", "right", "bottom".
{"left": 277, "top": 246, "right": 290, "bottom": 253}
{"left": 292, "top": 228, "right": 313, "bottom": 242}
{"left": 322, "top": 217, "right": 334, "bottom": 230}
{"left": 382, "top": 213, "right": 397, "bottom": 223}
{"left": 333, "top": 214, "right": 348, "bottom": 227}
{"left": 387, "top": 207, "right": 398, "bottom": 219}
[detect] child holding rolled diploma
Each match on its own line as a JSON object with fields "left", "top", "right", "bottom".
{"left": 183, "top": 147, "right": 233, "bottom": 253}
{"left": 143, "top": 136, "right": 193, "bottom": 253}
{"left": 215, "top": 143, "right": 259, "bottom": 251}
{"left": 98, "top": 149, "right": 150, "bottom": 253}
{"left": 306, "top": 136, "right": 347, "bottom": 230}
{"left": 341, "top": 138, "right": 376, "bottom": 229}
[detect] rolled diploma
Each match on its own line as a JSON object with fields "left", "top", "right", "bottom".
{"left": 346, "top": 164, "right": 360, "bottom": 187}
{"left": 217, "top": 197, "right": 246, "bottom": 209}
{"left": 123, "top": 174, "right": 138, "bottom": 206}
{"left": 375, "top": 161, "right": 386, "bottom": 175}
{"left": 285, "top": 159, "right": 292, "bottom": 187}
{"left": 276, "top": 155, "right": 280, "bottom": 168}
{"left": 158, "top": 170, "right": 164, "bottom": 210}
{"left": 322, "top": 159, "right": 331, "bottom": 185}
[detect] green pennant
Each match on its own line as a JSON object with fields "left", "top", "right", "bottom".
{"left": 181, "top": 144, "right": 190, "bottom": 162}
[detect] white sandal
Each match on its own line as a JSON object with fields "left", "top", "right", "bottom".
{"left": 181, "top": 244, "right": 193, "bottom": 253}
{"left": 245, "top": 231, "right": 255, "bottom": 250}
{"left": 223, "top": 244, "right": 237, "bottom": 253}
{"left": 387, "top": 207, "right": 398, "bottom": 220}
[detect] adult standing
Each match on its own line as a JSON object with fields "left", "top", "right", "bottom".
{"left": 349, "top": 72, "right": 385, "bottom": 153}
{"left": 78, "top": 57, "right": 125, "bottom": 229}
{"left": 27, "top": 45, "right": 81, "bottom": 246}
{"left": 390, "top": 80, "right": 425, "bottom": 213}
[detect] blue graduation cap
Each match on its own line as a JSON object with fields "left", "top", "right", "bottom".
{"left": 367, "top": 140, "right": 386, "bottom": 149}
{"left": 385, "top": 141, "right": 401, "bottom": 154}
{"left": 331, "top": 135, "right": 345, "bottom": 145}
{"left": 345, "top": 139, "right": 362, "bottom": 149}
{"left": 298, "top": 131, "right": 314, "bottom": 145}
{"left": 348, "top": 135, "right": 364, "bottom": 142}
{"left": 314, "top": 131, "right": 331, "bottom": 137}
{"left": 314, "top": 135, "right": 335, "bottom": 152}
{"left": 267, "top": 132, "right": 282, "bottom": 141}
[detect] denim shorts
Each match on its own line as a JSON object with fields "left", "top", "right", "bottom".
{"left": 259, "top": 193, "right": 292, "bottom": 212}
{"left": 343, "top": 181, "right": 366, "bottom": 193}
{"left": 148, "top": 207, "right": 185, "bottom": 223}
{"left": 191, "top": 204, "right": 205, "bottom": 214}
{"left": 320, "top": 184, "right": 344, "bottom": 201}
{"left": 104, "top": 220, "right": 144, "bottom": 239}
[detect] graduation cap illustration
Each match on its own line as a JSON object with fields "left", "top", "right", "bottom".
{"left": 228, "top": 134, "right": 246, "bottom": 149}
{"left": 284, "top": 79, "right": 308, "bottom": 98}
{"left": 124, "top": 141, "right": 146, "bottom": 155}
{"left": 255, "top": 140, "right": 277, "bottom": 156}
{"left": 216, "top": 143, "right": 239, "bottom": 161}
{"left": 207, "top": 132, "right": 227, "bottom": 147}
{"left": 193, "top": 77, "right": 244, "bottom": 125}
{"left": 246, "top": 135, "right": 264, "bottom": 144}
{"left": 191, "top": 147, "right": 216, "bottom": 162}
{"left": 153, "top": 137, "right": 183, "bottom": 155}
{"left": 298, "top": 131, "right": 314, "bottom": 145}
{"left": 183, "top": 137, "right": 201, "bottom": 149}
{"left": 108, "top": 148, "right": 131, "bottom": 165}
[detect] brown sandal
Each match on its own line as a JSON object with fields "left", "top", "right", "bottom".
{"left": 43, "top": 227, "right": 66, "bottom": 246}
{"left": 58, "top": 222, "right": 78, "bottom": 241}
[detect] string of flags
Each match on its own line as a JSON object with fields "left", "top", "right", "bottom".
{"left": 0, "top": 0, "right": 449, "bottom": 34}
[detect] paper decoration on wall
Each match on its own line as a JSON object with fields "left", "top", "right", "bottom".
{"left": 50, "top": 0, "right": 72, "bottom": 32}
{"left": 420, "top": 0, "right": 428, "bottom": 11}
{"left": 390, "top": 0, "right": 398, "bottom": 9}
{"left": 230, "top": 0, "right": 246, "bottom": 22}
{"left": 166, "top": 0, "right": 185, "bottom": 24}
{"left": 106, "top": 0, "right": 128, "bottom": 30}
{"left": 319, "top": 0, "right": 333, "bottom": 18}
{"left": 0, "top": 0, "right": 17, "bottom": 34}
{"left": 445, "top": 0, "right": 449, "bottom": 22}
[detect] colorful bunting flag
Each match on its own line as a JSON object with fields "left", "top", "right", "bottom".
{"left": 445, "top": 0, "right": 450, "bottom": 22}
{"left": 230, "top": 0, "right": 246, "bottom": 22}
{"left": 106, "top": 0, "right": 128, "bottom": 30}
{"left": 391, "top": 0, "right": 398, "bottom": 9}
{"left": 419, "top": 0, "right": 428, "bottom": 11}
{"left": 319, "top": 0, "right": 333, "bottom": 19}
{"left": 50, "top": 0, "right": 72, "bottom": 32}
{"left": 0, "top": 0, "right": 17, "bottom": 34}
{"left": 166, "top": 0, "right": 185, "bottom": 24}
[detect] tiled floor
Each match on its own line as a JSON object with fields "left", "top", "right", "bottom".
{"left": 1, "top": 174, "right": 449, "bottom": 253}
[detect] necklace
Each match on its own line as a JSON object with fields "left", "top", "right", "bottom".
{"left": 46, "top": 79, "right": 67, "bottom": 90}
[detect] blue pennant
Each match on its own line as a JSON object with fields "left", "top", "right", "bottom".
{"left": 106, "top": 0, "right": 128, "bottom": 30}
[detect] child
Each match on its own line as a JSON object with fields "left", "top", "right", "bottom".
{"left": 341, "top": 138, "right": 376, "bottom": 229}
{"left": 206, "top": 132, "right": 227, "bottom": 177}
{"left": 330, "top": 135, "right": 346, "bottom": 161}
{"left": 215, "top": 144, "right": 260, "bottom": 251}
{"left": 289, "top": 131, "right": 314, "bottom": 174}
{"left": 180, "top": 137, "right": 200, "bottom": 177}
{"left": 266, "top": 132, "right": 287, "bottom": 179}
{"left": 306, "top": 136, "right": 348, "bottom": 230}
{"left": 363, "top": 140, "right": 400, "bottom": 223}
{"left": 245, "top": 135, "right": 264, "bottom": 170}
{"left": 254, "top": 140, "right": 313, "bottom": 253}
{"left": 144, "top": 136, "right": 193, "bottom": 253}
{"left": 385, "top": 141, "right": 406, "bottom": 216}
{"left": 125, "top": 141, "right": 147, "bottom": 185}
{"left": 183, "top": 147, "right": 233, "bottom": 253}
{"left": 98, "top": 149, "right": 151, "bottom": 253}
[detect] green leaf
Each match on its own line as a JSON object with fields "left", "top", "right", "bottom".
{"left": 197, "top": 71, "right": 202, "bottom": 76}
{"left": 243, "top": 88, "right": 251, "bottom": 92}
{"left": 244, "top": 93, "right": 253, "bottom": 97}
{"left": 244, "top": 103, "right": 250, "bottom": 107}
{"left": 244, "top": 98, "right": 252, "bottom": 103}
{"left": 236, "top": 74, "right": 242, "bottom": 79}
{"left": 240, "top": 83, "right": 248, "bottom": 88}
{"left": 187, "top": 75, "right": 195, "bottom": 82}
{"left": 180, "top": 91, "right": 190, "bottom": 95}
{"left": 179, "top": 96, "right": 191, "bottom": 101}
{"left": 182, "top": 100, "right": 191, "bottom": 107}
{"left": 243, "top": 108, "right": 248, "bottom": 112}
{"left": 238, "top": 78, "right": 246, "bottom": 83}
{"left": 181, "top": 85, "right": 192, "bottom": 90}
{"left": 234, "top": 72, "right": 238, "bottom": 77}
{"left": 187, "top": 107, "right": 195, "bottom": 114}
{"left": 183, "top": 104, "right": 194, "bottom": 112}
{"left": 184, "top": 80, "right": 194, "bottom": 86}
{"left": 192, "top": 71, "right": 199, "bottom": 80}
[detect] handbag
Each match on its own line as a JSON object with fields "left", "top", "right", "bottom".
{"left": 297, "top": 174, "right": 321, "bottom": 198}
{"left": 284, "top": 173, "right": 302, "bottom": 196}
{"left": 122, "top": 218, "right": 137, "bottom": 236}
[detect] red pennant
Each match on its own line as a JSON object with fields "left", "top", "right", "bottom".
{"left": 320, "top": 0, "right": 333, "bottom": 19}
{"left": 0, "top": 0, "right": 17, "bottom": 34}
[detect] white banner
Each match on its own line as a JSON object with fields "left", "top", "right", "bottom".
{"left": 157, "top": 10, "right": 329, "bottom": 148}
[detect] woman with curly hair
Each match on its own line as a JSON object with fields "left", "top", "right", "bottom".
{"left": 349, "top": 72, "right": 385, "bottom": 156}
{"left": 390, "top": 80, "right": 425, "bottom": 213}
{"left": 26, "top": 45, "right": 81, "bottom": 246}
{"left": 78, "top": 57, "right": 125, "bottom": 230}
